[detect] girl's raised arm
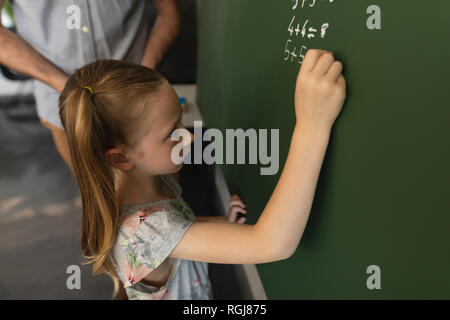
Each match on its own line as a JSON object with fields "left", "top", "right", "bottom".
{"left": 170, "top": 49, "right": 347, "bottom": 264}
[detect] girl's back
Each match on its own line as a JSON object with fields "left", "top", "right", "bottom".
{"left": 111, "top": 174, "right": 213, "bottom": 300}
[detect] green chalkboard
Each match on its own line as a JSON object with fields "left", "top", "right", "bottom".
{"left": 196, "top": 0, "right": 450, "bottom": 299}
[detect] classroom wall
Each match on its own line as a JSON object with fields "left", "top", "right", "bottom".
{"left": 196, "top": 0, "right": 450, "bottom": 299}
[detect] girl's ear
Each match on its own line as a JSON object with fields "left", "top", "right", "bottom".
{"left": 105, "top": 148, "right": 134, "bottom": 171}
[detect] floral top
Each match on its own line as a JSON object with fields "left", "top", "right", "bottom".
{"left": 109, "top": 174, "right": 214, "bottom": 300}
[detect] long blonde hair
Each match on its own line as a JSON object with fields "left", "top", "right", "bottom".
{"left": 58, "top": 59, "right": 165, "bottom": 297}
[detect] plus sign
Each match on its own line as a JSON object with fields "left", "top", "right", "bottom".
{"left": 295, "top": 23, "right": 300, "bottom": 36}
{"left": 290, "top": 47, "right": 298, "bottom": 62}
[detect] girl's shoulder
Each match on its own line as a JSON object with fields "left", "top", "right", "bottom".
{"left": 118, "top": 198, "right": 196, "bottom": 235}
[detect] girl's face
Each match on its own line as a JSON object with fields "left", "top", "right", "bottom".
{"left": 130, "top": 82, "right": 194, "bottom": 175}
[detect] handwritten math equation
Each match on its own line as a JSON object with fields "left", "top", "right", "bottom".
{"left": 283, "top": 0, "right": 335, "bottom": 64}
{"left": 291, "top": 0, "right": 335, "bottom": 10}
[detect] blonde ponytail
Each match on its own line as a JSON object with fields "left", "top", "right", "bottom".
{"left": 58, "top": 60, "right": 164, "bottom": 297}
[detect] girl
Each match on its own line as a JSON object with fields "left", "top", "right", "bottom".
{"left": 58, "top": 49, "right": 346, "bottom": 300}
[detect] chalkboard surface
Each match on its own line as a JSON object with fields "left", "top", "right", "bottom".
{"left": 196, "top": 0, "right": 450, "bottom": 299}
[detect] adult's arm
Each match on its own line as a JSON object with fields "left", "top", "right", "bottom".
{"left": 0, "top": 0, "right": 67, "bottom": 92}
{"left": 140, "top": 0, "right": 181, "bottom": 69}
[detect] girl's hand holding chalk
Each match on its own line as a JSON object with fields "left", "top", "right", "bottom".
{"left": 226, "top": 194, "right": 247, "bottom": 224}
{"left": 295, "top": 49, "right": 347, "bottom": 131}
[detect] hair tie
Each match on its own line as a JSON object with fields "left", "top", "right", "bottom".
{"left": 83, "top": 86, "right": 94, "bottom": 95}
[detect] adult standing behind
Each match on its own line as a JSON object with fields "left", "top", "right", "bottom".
{"left": 0, "top": 0, "right": 181, "bottom": 173}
